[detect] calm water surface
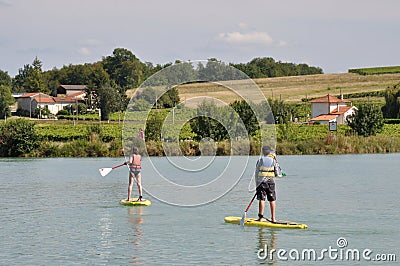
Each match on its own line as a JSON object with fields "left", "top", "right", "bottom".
{"left": 0, "top": 154, "right": 399, "bottom": 265}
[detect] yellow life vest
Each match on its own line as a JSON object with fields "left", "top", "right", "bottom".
{"left": 258, "top": 165, "right": 275, "bottom": 177}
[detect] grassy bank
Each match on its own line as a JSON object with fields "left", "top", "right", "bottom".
{"left": 25, "top": 122, "right": 400, "bottom": 157}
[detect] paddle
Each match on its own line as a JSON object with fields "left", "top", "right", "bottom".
{"left": 239, "top": 190, "right": 258, "bottom": 226}
{"left": 99, "top": 163, "right": 126, "bottom": 177}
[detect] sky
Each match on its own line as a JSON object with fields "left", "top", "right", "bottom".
{"left": 1, "top": 0, "right": 400, "bottom": 77}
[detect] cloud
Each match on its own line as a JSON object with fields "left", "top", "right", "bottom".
{"left": 238, "top": 22, "right": 248, "bottom": 30}
{"left": 78, "top": 39, "right": 103, "bottom": 46}
{"left": 277, "top": 40, "right": 288, "bottom": 47}
{"left": 78, "top": 47, "right": 91, "bottom": 56}
{"left": 218, "top": 31, "right": 273, "bottom": 45}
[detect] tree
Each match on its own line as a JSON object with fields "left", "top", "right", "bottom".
{"left": 346, "top": 104, "right": 384, "bottom": 137}
{"left": 229, "top": 100, "right": 259, "bottom": 137}
{"left": 102, "top": 48, "right": 144, "bottom": 89}
{"left": 230, "top": 57, "right": 323, "bottom": 78}
{"left": 0, "top": 85, "right": 15, "bottom": 119}
{"left": 268, "top": 98, "right": 294, "bottom": 124}
{"left": 0, "top": 69, "right": 12, "bottom": 87}
{"left": 158, "top": 87, "right": 180, "bottom": 108}
{"left": 190, "top": 100, "right": 229, "bottom": 141}
{"left": 13, "top": 57, "right": 47, "bottom": 93}
{"left": 144, "top": 112, "right": 164, "bottom": 141}
{"left": 382, "top": 83, "right": 400, "bottom": 118}
{"left": 97, "top": 85, "right": 121, "bottom": 121}
{"left": 0, "top": 119, "right": 39, "bottom": 156}
{"left": 198, "top": 59, "right": 237, "bottom": 81}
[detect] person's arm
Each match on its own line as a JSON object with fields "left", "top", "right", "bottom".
{"left": 254, "top": 159, "right": 261, "bottom": 186}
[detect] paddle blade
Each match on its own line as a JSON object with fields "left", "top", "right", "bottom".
{"left": 99, "top": 167, "right": 112, "bottom": 177}
{"left": 239, "top": 212, "right": 246, "bottom": 226}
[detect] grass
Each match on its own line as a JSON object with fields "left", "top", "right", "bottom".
{"left": 126, "top": 72, "right": 400, "bottom": 106}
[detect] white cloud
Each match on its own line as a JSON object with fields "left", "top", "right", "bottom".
{"left": 218, "top": 31, "right": 273, "bottom": 45}
{"left": 78, "top": 47, "right": 91, "bottom": 56}
{"left": 238, "top": 22, "right": 248, "bottom": 30}
{"left": 277, "top": 40, "right": 288, "bottom": 47}
{"left": 78, "top": 39, "right": 103, "bottom": 46}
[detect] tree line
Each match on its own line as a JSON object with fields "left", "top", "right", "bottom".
{"left": 0, "top": 48, "right": 324, "bottom": 120}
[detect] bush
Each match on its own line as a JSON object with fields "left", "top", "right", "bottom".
{"left": 346, "top": 104, "right": 384, "bottom": 137}
{"left": 57, "top": 110, "right": 69, "bottom": 115}
{"left": 0, "top": 119, "right": 39, "bottom": 156}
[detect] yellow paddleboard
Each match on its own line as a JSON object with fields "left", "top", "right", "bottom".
{"left": 224, "top": 216, "right": 307, "bottom": 229}
{"left": 120, "top": 198, "right": 151, "bottom": 206}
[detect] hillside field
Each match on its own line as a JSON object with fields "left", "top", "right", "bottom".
{"left": 127, "top": 72, "right": 400, "bottom": 106}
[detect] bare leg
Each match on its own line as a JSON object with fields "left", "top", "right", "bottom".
{"left": 269, "top": 201, "right": 276, "bottom": 222}
{"left": 258, "top": 200, "right": 265, "bottom": 221}
{"left": 127, "top": 172, "right": 134, "bottom": 201}
{"left": 135, "top": 173, "right": 143, "bottom": 200}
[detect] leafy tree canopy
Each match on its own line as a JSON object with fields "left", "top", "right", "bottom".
{"left": 0, "top": 85, "right": 15, "bottom": 119}
{"left": 0, "top": 69, "right": 12, "bottom": 87}
{"left": 347, "top": 103, "right": 384, "bottom": 137}
{"left": 0, "top": 119, "right": 39, "bottom": 156}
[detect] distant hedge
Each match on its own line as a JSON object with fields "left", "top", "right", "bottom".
{"left": 349, "top": 66, "right": 400, "bottom": 75}
{"left": 384, "top": 119, "right": 400, "bottom": 124}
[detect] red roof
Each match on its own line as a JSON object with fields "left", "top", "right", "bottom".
{"left": 311, "top": 114, "right": 338, "bottom": 121}
{"left": 68, "top": 91, "right": 86, "bottom": 97}
{"left": 19, "top": 92, "right": 50, "bottom": 98}
{"left": 33, "top": 98, "right": 55, "bottom": 103}
{"left": 53, "top": 97, "right": 77, "bottom": 103}
{"left": 330, "top": 106, "right": 353, "bottom": 115}
{"left": 309, "top": 94, "right": 349, "bottom": 103}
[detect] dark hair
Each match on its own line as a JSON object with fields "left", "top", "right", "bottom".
{"left": 262, "top": 146, "right": 271, "bottom": 155}
{"left": 132, "top": 147, "right": 139, "bottom": 154}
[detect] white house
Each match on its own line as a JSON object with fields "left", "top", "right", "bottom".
{"left": 17, "top": 92, "right": 84, "bottom": 117}
{"left": 17, "top": 93, "right": 52, "bottom": 117}
{"left": 33, "top": 96, "right": 79, "bottom": 115}
{"left": 309, "top": 94, "right": 357, "bottom": 124}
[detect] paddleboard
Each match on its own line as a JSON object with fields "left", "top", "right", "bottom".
{"left": 120, "top": 198, "right": 151, "bottom": 206}
{"left": 224, "top": 216, "right": 307, "bottom": 229}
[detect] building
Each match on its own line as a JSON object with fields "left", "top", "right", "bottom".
{"left": 308, "top": 94, "right": 357, "bottom": 124}
{"left": 16, "top": 93, "right": 52, "bottom": 117}
{"left": 17, "top": 91, "right": 85, "bottom": 117}
{"left": 33, "top": 96, "right": 79, "bottom": 116}
{"left": 56, "top": 85, "right": 87, "bottom": 96}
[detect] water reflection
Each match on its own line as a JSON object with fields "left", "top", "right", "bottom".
{"left": 257, "top": 228, "right": 277, "bottom": 265}
{"left": 127, "top": 207, "right": 144, "bottom": 265}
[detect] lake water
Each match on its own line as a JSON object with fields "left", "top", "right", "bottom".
{"left": 0, "top": 154, "right": 399, "bottom": 265}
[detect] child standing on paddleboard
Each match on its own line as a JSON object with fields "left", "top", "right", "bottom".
{"left": 255, "top": 146, "right": 278, "bottom": 222}
{"left": 125, "top": 147, "right": 143, "bottom": 202}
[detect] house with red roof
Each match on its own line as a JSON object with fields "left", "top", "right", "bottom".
{"left": 17, "top": 91, "right": 84, "bottom": 117}
{"left": 308, "top": 94, "right": 357, "bottom": 124}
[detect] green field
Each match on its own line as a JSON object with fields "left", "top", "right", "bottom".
{"left": 349, "top": 66, "right": 400, "bottom": 75}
